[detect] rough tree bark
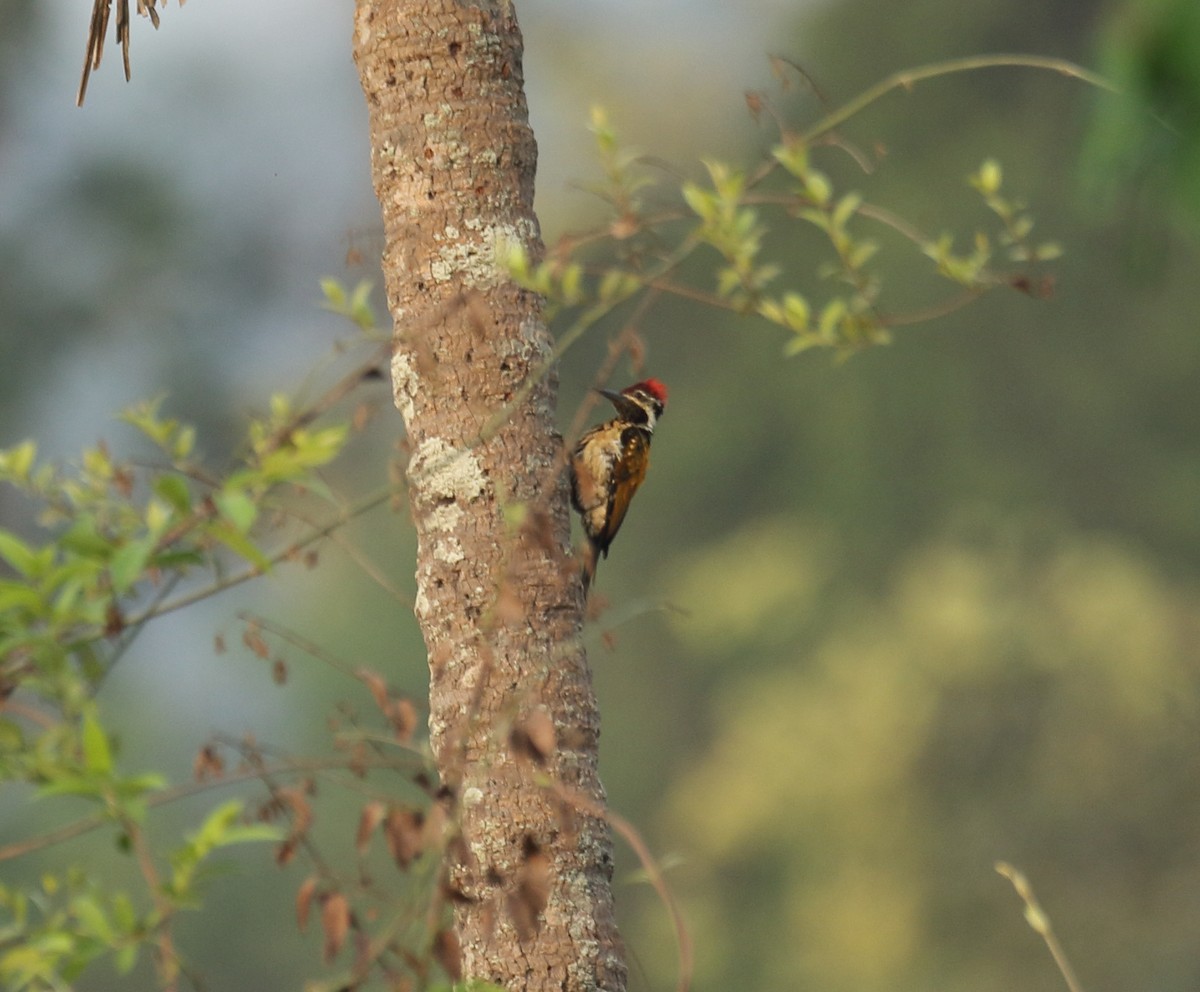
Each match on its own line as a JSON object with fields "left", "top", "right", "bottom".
{"left": 353, "top": 2, "right": 627, "bottom": 990}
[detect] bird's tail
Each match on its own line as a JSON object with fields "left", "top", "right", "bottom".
{"left": 580, "top": 541, "right": 599, "bottom": 596}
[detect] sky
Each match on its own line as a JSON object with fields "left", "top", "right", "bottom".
{"left": 0, "top": 0, "right": 811, "bottom": 456}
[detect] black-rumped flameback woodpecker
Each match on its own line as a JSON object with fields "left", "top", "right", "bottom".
{"left": 569, "top": 378, "right": 668, "bottom": 592}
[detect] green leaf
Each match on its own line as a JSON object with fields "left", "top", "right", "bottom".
{"left": 111, "top": 892, "right": 137, "bottom": 933}
{"left": 972, "top": 158, "right": 1003, "bottom": 195}
{"left": 268, "top": 393, "right": 290, "bottom": 422}
{"left": 757, "top": 297, "right": 785, "bottom": 325}
{"left": 36, "top": 774, "right": 105, "bottom": 800}
{"left": 207, "top": 523, "right": 272, "bottom": 573}
{"left": 114, "top": 944, "right": 139, "bottom": 976}
{"left": 120, "top": 395, "right": 174, "bottom": 448}
{"left": 818, "top": 297, "right": 849, "bottom": 340}
{"left": 71, "top": 893, "right": 113, "bottom": 942}
{"left": 681, "top": 182, "right": 715, "bottom": 221}
{"left": 171, "top": 801, "right": 282, "bottom": 896}
{"left": 153, "top": 475, "right": 191, "bottom": 515}
{"left": 81, "top": 709, "right": 113, "bottom": 776}
{"left": 109, "top": 537, "right": 155, "bottom": 596}
{"left": 114, "top": 772, "right": 167, "bottom": 800}
{"left": 213, "top": 487, "right": 258, "bottom": 534}
{"left": 0, "top": 531, "right": 38, "bottom": 578}
{"left": 0, "top": 581, "right": 44, "bottom": 616}
{"left": 319, "top": 278, "right": 347, "bottom": 311}
{"left": 832, "top": 192, "right": 862, "bottom": 231}
{"left": 783, "top": 334, "right": 823, "bottom": 357}
{"left": 347, "top": 280, "right": 375, "bottom": 329}
{"left": 716, "top": 266, "right": 743, "bottom": 299}
{"left": 0, "top": 440, "right": 37, "bottom": 482}
{"left": 172, "top": 425, "right": 196, "bottom": 461}
{"left": 849, "top": 240, "right": 880, "bottom": 269}
{"left": 597, "top": 269, "right": 641, "bottom": 303}
{"left": 588, "top": 104, "right": 616, "bottom": 155}
{"left": 59, "top": 517, "right": 113, "bottom": 560}
{"left": 81, "top": 446, "right": 113, "bottom": 483}
{"left": 559, "top": 263, "right": 584, "bottom": 304}
{"left": 805, "top": 170, "right": 832, "bottom": 206}
{"left": 498, "top": 239, "right": 530, "bottom": 283}
{"left": 781, "top": 292, "right": 811, "bottom": 332}
{"left": 771, "top": 138, "right": 809, "bottom": 179}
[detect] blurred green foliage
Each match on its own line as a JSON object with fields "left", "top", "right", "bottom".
{"left": 2, "top": 0, "right": 1200, "bottom": 988}
{"left": 1084, "top": 0, "right": 1200, "bottom": 230}
{"left": 591, "top": 0, "right": 1200, "bottom": 990}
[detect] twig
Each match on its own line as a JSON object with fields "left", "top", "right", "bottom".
{"left": 996, "top": 861, "right": 1087, "bottom": 992}
{"left": 552, "top": 782, "right": 693, "bottom": 992}
{"left": 803, "top": 55, "right": 1116, "bottom": 145}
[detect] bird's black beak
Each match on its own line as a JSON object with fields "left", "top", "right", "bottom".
{"left": 595, "top": 387, "right": 639, "bottom": 419}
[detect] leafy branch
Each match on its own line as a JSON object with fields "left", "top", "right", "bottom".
{"left": 504, "top": 55, "right": 1107, "bottom": 362}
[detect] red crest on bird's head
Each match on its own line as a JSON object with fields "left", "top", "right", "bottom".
{"left": 625, "top": 378, "right": 668, "bottom": 408}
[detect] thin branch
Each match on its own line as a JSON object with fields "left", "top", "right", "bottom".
{"left": 123, "top": 483, "right": 398, "bottom": 626}
{"left": 552, "top": 782, "right": 693, "bottom": 992}
{"left": 879, "top": 289, "right": 985, "bottom": 327}
{"left": 803, "top": 54, "right": 1116, "bottom": 145}
{"left": 996, "top": 861, "right": 1087, "bottom": 992}
{"left": 0, "top": 752, "right": 415, "bottom": 863}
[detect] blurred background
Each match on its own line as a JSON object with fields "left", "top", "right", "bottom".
{"left": 3, "top": 0, "right": 1200, "bottom": 989}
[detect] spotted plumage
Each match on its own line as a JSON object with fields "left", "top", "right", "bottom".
{"left": 569, "top": 378, "right": 667, "bottom": 592}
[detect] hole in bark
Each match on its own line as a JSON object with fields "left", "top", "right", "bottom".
{"left": 424, "top": 147, "right": 433, "bottom": 160}
{"left": 426, "top": 191, "right": 436, "bottom": 200}
{"left": 449, "top": 40, "right": 461, "bottom": 57}
{"left": 417, "top": 281, "right": 426, "bottom": 291}
{"left": 499, "top": 360, "right": 511, "bottom": 372}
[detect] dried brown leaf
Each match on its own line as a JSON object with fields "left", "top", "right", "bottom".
{"left": 357, "top": 667, "right": 390, "bottom": 713}
{"left": 745, "top": 90, "right": 764, "bottom": 121}
{"left": 356, "top": 801, "right": 386, "bottom": 853}
{"left": 242, "top": 622, "right": 269, "bottom": 659}
{"left": 385, "top": 807, "right": 425, "bottom": 869}
{"left": 296, "top": 876, "right": 318, "bottom": 931}
{"left": 508, "top": 837, "right": 551, "bottom": 940}
{"left": 321, "top": 892, "right": 351, "bottom": 962}
{"left": 193, "top": 744, "right": 224, "bottom": 782}
{"left": 276, "top": 836, "right": 298, "bottom": 867}
{"left": 510, "top": 708, "right": 556, "bottom": 766}
{"left": 421, "top": 799, "right": 450, "bottom": 849}
{"left": 491, "top": 580, "right": 525, "bottom": 626}
{"left": 388, "top": 696, "right": 418, "bottom": 742}
{"left": 433, "top": 928, "right": 462, "bottom": 981}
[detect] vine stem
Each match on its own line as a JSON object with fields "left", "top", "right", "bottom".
{"left": 803, "top": 54, "right": 1117, "bottom": 144}
{"left": 996, "top": 861, "right": 1087, "bottom": 992}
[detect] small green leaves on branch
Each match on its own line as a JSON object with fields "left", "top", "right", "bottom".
{"left": 167, "top": 801, "right": 282, "bottom": 904}
{"left": 682, "top": 160, "right": 779, "bottom": 311}
{"left": 921, "top": 160, "right": 1060, "bottom": 293}
{"left": 320, "top": 278, "right": 377, "bottom": 332}
{"left": 969, "top": 159, "right": 1062, "bottom": 264}
{"left": 0, "top": 312, "right": 395, "bottom": 990}
{"left": 503, "top": 60, "right": 1085, "bottom": 363}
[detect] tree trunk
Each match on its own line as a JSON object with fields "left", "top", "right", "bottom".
{"left": 352, "top": 2, "right": 627, "bottom": 990}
